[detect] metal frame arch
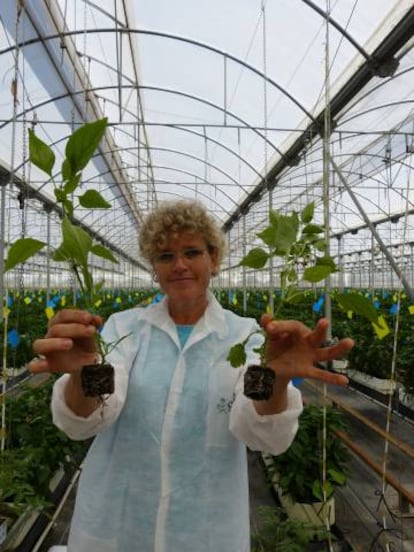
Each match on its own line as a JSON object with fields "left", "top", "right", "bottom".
{"left": 0, "top": 28, "right": 318, "bottom": 124}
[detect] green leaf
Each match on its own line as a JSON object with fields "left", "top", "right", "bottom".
{"left": 63, "top": 174, "right": 81, "bottom": 195}
{"left": 327, "top": 468, "right": 346, "bottom": 486}
{"left": 302, "top": 223, "right": 324, "bottom": 235}
{"left": 303, "top": 264, "right": 334, "bottom": 283}
{"left": 239, "top": 247, "right": 269, "bottom": 269}
{"left": 61, "top": 158, "right": 73, "bottom": 181}
{"left": 227, "top": 343, "right": 247, "bottom": 368}
{"left": 315, "top": 255, "right": 337, "bottom": 270}
{"left": 90, "top": 244, "right": 118, "bottom": 264}
{"left": 284, "top": 288, "right": 307, "bottom": 304}
{"left": 78, "top": 189, "right": 111, "bottom": 209}
{"left": 61, "top": 217, "right": 92, "bottom": 267}
{"left": 5, "top": 238, "right": 46, "bottom": 271}
{"left": 52, "top": 243, "right": 71, "bottom": 262}
{"left": 257, "top": 225, "right": 277, "bottom": 248}
{"left": 313, "top": 239, "right": 327, "bottom": 252}
{"left": 335, "top": 292, "right": 380, "bottom": 323}
{"left": 270, "top": 213, "right": 298, "bottom": 254}
{"left": 65, "top": 118, "right": 107, "bottom": 175}
{"left": 301, "top": 202, "right": 315, "bottom": 223}
{"left": 28, "top": 129, "right": 55, "bottom": 176}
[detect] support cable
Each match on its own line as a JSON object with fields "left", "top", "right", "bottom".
{"left": 321, "top": 2, "right": 333, "bottom": 548}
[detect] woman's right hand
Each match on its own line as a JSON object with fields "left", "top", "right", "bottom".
{"left": 29, "top": 309, "right": 103, "bottom": 375}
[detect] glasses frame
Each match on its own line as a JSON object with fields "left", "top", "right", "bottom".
{"left": 152, "top": 246, "right": 209, "bottom": 265}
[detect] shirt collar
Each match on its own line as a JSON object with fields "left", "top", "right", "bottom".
{"left": 141, "top": 289, "right": 228, "bottom": 339}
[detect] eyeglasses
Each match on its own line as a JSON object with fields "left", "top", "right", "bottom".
{"left": 153, "top": 247, "right": 207, "bottom": 265}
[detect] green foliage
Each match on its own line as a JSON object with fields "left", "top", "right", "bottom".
{"left": 251, "top": 505, "right": 329, "bottom": 551}
{"left": 4, "top": 118, "right": 125, "bottom": 361}
{"left": 227, "top": 203, "right": 382, "bottom": 368}
{"left": 5, "top": 118, "right": 115, "bottom": 301}
{"left": 266, "top": 405, "right": 349, "bottom": 504}
{"left": 241, "top": 203, "right": 336, "bottom": 303}
{"left": 1, "top": 378, "right": 90, "bottom": 518}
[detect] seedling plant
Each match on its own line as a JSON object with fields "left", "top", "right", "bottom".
{"left": 4, "top": 118, "right": 130, "bottom": 396}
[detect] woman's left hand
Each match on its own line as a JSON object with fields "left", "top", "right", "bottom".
{"left": 261, "top": 314, "right": 354, "bottom": 387}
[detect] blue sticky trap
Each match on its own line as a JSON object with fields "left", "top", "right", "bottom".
{"left": 8, "top": 328, "right": 20, "bottom": 348}
{"left": 7, "top": 296, "right": 13, "bottom": 307}
{"left": 374, "top": 301, "right": 380, "bottom": 309}
{"left": 151, "top": 292, "right": 164, "bottom": 304}
{"left": 390, "top": 303, "right": 399, "bottom": 315}
{"left": 313, "top": 297, "right": 324, "bottom": 313}
{"left": 292, "top": 378, "right": 303, "bottom": 387}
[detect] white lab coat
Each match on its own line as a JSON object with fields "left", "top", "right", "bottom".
{"left": 51, "top": 291, "right": 303, "bottom": 551}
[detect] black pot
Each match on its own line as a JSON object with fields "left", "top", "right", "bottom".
{"left": 244, "top": 364, "right": 275, "bottom": 401}
{"left": 81, "top": 363, "right": 115, "bottom": 397}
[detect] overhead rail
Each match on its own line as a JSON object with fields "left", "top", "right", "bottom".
{"left": 2, "top": 2, "right": 144, "bottom": 230}
{"left": 0, "top": 165, "right": 145, "bottom": 269}
{"left": 222, "top": 4, "right": 414, "bottom": 231}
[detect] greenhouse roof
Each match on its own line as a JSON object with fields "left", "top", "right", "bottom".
{"left": 1, "top": 0, "right": 414, "bottom": 279}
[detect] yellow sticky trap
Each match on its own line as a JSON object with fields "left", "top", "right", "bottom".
{"left": 393, "top": 294, "right": 398, "bottom": 302}
{"left": 61, "top": 296, "right": 66, "bottom": 306}
{"left": 266, "top": 303, "right": 272, "bottom": 315}
{"left": 372, "top": 315, "right": 390, "bottom": 339}
{"left": 402, "top": 292, "right": 407, "bottom": 299}
{"left": 45, "top": 306, "right": 55, "bottom": 320}
{"left": 2, "top": 307, "right": 10, "bottom": 319}
{"left": 347, "top": 310, "right": 353, "bottom": 319}
{"left": 409, "top": 305, "right": 414, "bottom": 315}
{"left": 94, "top": 299, "right": 102, "bottom": 308}
{"left": 24, "top": 296, "right": 31, "bottom": 304}
{"left": 116, "top": 297, "right": 122, "bottom": 304}
{"left": 232, "top": 296, "right": 238, "bottom": 305}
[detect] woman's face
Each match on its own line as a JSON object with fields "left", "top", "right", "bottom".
{"left": 152, "top": 232, "right": 218, "bottom": 306}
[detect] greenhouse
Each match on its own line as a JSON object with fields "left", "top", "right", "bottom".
{"left": 1, "top": 1, "right": 414, "bottom": 551}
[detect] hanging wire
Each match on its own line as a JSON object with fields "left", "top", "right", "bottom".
{"left": 0, "top": 0, "right": 26, "bottom": 453}
{"left": 372, "top": 143, "right": 412, "bottom": 551}
{"left": 321, "top": 2, "right": 334, "bottom": 548}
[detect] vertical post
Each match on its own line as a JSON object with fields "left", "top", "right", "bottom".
{"left": 242, "top": 215, "right": 247, "bottom": 315}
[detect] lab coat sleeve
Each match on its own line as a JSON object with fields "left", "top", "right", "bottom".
{"left": 229, "top": 366, "right": 303, "bottom": 456}
{"left": 51, "top": 367, "right": 129, "bottom": 440}
{"left": 51, "top": 311, "right": 135, "bottom": 440}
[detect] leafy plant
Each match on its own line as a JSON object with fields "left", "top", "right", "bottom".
{"left": 1, "top": 377, "right": 90, "bottom": 519}
{"left": 265, "top": 404, "right": 349, "bottom": 504}
{"left": 251, "top": 505, "right": 330, "bottom": 551}
{"left": 4, "top": 119, "right": 127, "bottom": 364}
{"left": 227, "top": 202, "right": 380, "bottom": 369}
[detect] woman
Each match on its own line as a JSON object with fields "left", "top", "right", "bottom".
{"left": 30, "top": 199, "right": 352, "bottom": 552}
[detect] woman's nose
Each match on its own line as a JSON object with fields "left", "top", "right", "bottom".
{"left": 171, "top": 254, "right": 188, "bottom": 269}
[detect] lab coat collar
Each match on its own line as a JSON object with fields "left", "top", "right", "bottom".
{"left": 140, "top": 290, "right": 228, "bottom": 340}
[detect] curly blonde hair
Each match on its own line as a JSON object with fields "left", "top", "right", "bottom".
{"left": 139, "top": 199, "right": 226, "bottom": 271}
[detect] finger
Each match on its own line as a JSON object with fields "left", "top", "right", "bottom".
{"left": 33, "top": 337, "right": 73, "bottom": 355}
{"left": 28, "top": 357, "right": 50, "bottom": 373}
{"left": 317, "top": 338, "right": 354, "bottom": 362}
{"left": 306, "top": 318, "right": 329, "bottom": 348}
{"left": 262, "top": 318, "right": 309, "bottom": 339}
{"left": 308, "top": 365, "right": 349, "bottom": 387}
{"left": 260, "top": 313, "right": 273, "bottom": 328}
{"left": 48, "top": 309, "right": 103, "bottom": 328}
{"left": 46, "top": 322, "right": 97, "bottom": 339}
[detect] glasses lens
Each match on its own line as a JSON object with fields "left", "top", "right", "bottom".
{"left": 154, "top": 248, "right": 206, "bottom": 264}
{"left": 183, "top": 248, "right": 205, "bottom": 259}
{"left": 155, "top": 252, "right": 175, "bottom": 263}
